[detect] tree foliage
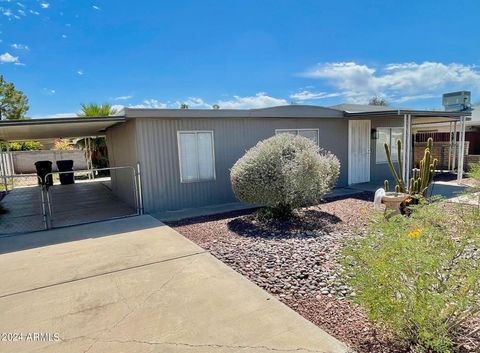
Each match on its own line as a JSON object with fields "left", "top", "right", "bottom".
{"left": 368, "top": 96, "right": 389, "bottom": 106}
{"left": 77, "top": 103, "right": 118, "bottom": 169}
{"left": 78, "top": 103, "right": 118, "bottom": 117}
{"left": 1, "top": 141, "right": 42, "bottom": 151}
{"left": 0, "top": 75, "right": 29, "bottom": 120}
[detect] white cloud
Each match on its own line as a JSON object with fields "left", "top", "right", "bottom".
{"left": 92, "top": 5, "right": 101, "bottom": 10}
{"left": 0, "top": 52, "right": 19, "bottom": 64}
{"left": 40, "top": 3, "right": 49, "bottom": 9}
{"left": 392, "top": 94, "right": 437, "bottom": 103}
{"left": 11, "top": 43, "right": 29, "bottom": 50}
{"left": 114, "top": 95, "right": 133, "bottom": 101}
{"left": 1, "top": 8, "right": 13, "bottom": 17}
{"left": 129, "top": 99, "right": 167, "bottom": 109}
{"left": 30, "top": 9, "right": 39, "bottom": 15}
{"left": 289, "top": 90, "right": 341, "bottom": 101}
{"left": 216, "top": 92, "right": 288, "bottom": 109}
{"left": 62, "top": 34, "right": 67, "bottom": 38}
{"left": 17, "top": 2, "right": 25, "bottom": 8}
{"left": 176, "top": 97, "right": 211, "bottom": 108}
{"left": 77, "top": 70, "right": 84, "bottom": 75}
{"left": 302, "top": 61, "right": 480, "bottom": 104}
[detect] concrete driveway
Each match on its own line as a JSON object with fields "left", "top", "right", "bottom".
{"left": 0, "top": 215, "right": 351, "bottom": 353}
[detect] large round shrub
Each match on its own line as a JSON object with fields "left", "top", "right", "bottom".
{"left": 230, "top": 133, "right": 340, "bottom": 216}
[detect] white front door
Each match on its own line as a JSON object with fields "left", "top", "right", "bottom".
{"left": 348, "top": 120, "right": 371, "bottom": 184}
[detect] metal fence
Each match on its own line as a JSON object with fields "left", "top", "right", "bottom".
{"left": 0, "top": 165, "right": 142, "bottom": 236}
{"left": 0, "top": 175, "right": 47, "bottom": 235}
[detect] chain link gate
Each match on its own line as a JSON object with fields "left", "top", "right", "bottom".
{"left": 0, "top": 165, "right": 142, "bottom": 236}
{"left": 0, "top": 175, "right": 48, "bottom": 235}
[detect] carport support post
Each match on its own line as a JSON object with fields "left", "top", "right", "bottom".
{"left": 136, "top": 163, "right": 144, "bottom": 215}
{"left": 402, "top": 114, "right": 412, "bottom": 188}
{"left": 452, "top": 122, "right": 457, "bottom": 171}
{"left": 402, "top": 114, "right": 407, "bottom": 183}
{"left": 448, "top": 122, "right": 453, "bottom": 171}
{"left": 457, "top": 115, "right": 466, "bottom": 182}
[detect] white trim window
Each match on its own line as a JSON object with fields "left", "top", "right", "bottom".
{"left": 177, "top": 131, "right": 216, "bottom": 182}
{"left": 376, "top": 127, "right": 404, "bottom": 164}
{"left": 275, "top": 128, "right": 319, "bottom": 145}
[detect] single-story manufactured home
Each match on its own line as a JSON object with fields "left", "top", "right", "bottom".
{"left": 105, "top": 104, "right": 470, "bottom": 213}
{"left": 0, "top": 104, "right": 471, "bottom": 217}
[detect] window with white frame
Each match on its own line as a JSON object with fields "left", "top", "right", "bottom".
{"left": 376, "top": 127, "right": 404, "bottom": 164}
{"left": 177, "top": 131, "right": 215, "bottom": 182}
{"left": 275, "top": 129, "right": 319, "bottom": 145}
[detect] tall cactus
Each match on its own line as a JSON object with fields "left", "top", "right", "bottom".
{"left": 384, "top": 139, "right": 406, "bottom": 193}
{"left": 384, "top": 137, "right": 438, "bottom": 197}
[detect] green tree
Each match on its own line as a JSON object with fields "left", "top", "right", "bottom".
{"left": 180, "top": 103, "right": 189, "bottom": 109}
{"left": 78, "top": 103, "right": 118, "bottom": 117}
{"left": 368, "top": 96, "right": 389, "bottom": 106}
{"left": 77, "top": 103, "right": 118, "bottom": 169}
{"left": 0, "top": 75, "right": 29, "bottom": 120}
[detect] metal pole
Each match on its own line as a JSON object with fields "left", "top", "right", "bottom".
{"left": 0, "top": 142, "right": 8, "bottom": 192}
{"left": 402, "top": 114, "right": 408, "bottom": 182}
{"left": 39, "top": 181, "right": 49, "bottom": 230}
{"left": 6, "top": 142, "right": 14, "bottom": 189}
{"left": 406, "top": 114, "right": 412, "bottom": 188}
{"left": 457, "top": 116, "right": 466, "bottom": 182}
{"left": 447, "top": 122, "right": 453, "bottom": 171}
{"left": 136, "top": 163, "right": 144, "bottom": 215}
{"left": 87, "top": 137, "right": 93, "bottom": 180}
{"left": 452, "top": 121, "right": 457, "bottom": 171}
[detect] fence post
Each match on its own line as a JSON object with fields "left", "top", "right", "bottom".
{"left": 39, "top": 181, "right": 50, "bottom": 230}
{"left": 0, "top": 142, "right": 8, "bottom": 192}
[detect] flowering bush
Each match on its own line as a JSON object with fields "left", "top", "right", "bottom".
{"left": 53, "top": 139, "right": 73, "bottom": 151}
{"left": 3, "top": 141, "right": 42, "bottom": 151}
{"left": 342, "top": 202, "right": 480, "bottom": 352}
{"left": 230, "top": 133, "right": 340, "bottom": 217}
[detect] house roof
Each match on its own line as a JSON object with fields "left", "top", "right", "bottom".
{"left": 0, "top": 104, "right": 471, "bottom": 142}
{"left": 122, "top": 105, "right": 344, "bottom": 119}
{"left": 0, "top": 117, "right": 125, "bottom": 141}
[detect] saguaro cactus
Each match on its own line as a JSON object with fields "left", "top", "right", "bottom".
{"left": 384, "top": 137, "right": 438, "bottom": 197}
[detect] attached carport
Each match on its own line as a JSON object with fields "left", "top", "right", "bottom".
{"left": 0, "top": 116, "right": 141, "bottom": 235}
{"left": 345, "top": 109, "right": 471, "bottom": 185}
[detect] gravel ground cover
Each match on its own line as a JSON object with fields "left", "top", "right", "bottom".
{"left": 170, "top": 192, "right": 406, "bottom": 352}
{"left": 169, "top": 192, "right": 478, "bottom": 352}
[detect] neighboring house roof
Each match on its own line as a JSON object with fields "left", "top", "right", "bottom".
{"left": 329, "top": 103, "right": 400, "bottom": 113}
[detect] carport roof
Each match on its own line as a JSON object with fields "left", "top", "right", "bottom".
{"left": 0, "top": 116, "right": 125, "bottom": 141}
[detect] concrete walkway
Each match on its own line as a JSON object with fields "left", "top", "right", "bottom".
{"left": 0, "top": 215, "right": 351, "bottom": 353}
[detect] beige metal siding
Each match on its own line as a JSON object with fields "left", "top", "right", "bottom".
{"left": 106, "top": 119, "right": 138, "bottom": 207}
{"left": 135, "top": 117, "right": 349, "bottom": 213}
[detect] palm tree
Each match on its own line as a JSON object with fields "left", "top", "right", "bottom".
{"left": 78, "top": 103, "right": 118, "bottom": 117}
{"left": 77, "top": 103, "right": 118, "bottom": 169}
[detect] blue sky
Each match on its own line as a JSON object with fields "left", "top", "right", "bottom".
{"left": 1, "top": 0, "right": 480, "bottom": 117}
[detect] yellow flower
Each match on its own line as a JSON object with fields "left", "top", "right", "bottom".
{"left": 408, "top": 228, "right": 422, "bottom": 238}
